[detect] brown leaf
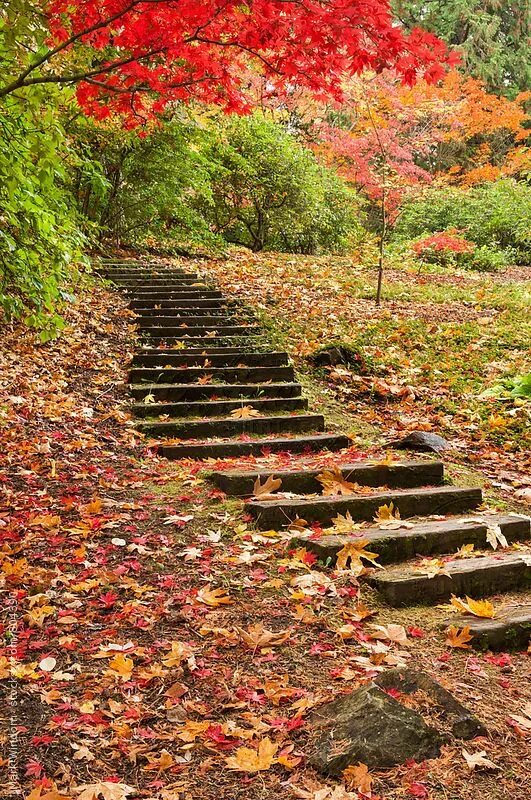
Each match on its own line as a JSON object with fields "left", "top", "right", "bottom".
{"left": 231, "top": 405, "right": 263, "bottom": 419}
{"left": 253, "top": 474, "right": 282, "bottom": 497}
{"left": 236, "top": 622, "right": 291, "bottom": 650}
{"left": 317, "top": 466, "right": 361, "bottom": 496}
{"left": 196, "top": 586, "right": 232, "bottom": 607}
{"left": 343, "top": 762, "right": 373, "bottom": 795}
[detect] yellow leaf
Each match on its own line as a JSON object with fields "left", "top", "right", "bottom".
{"left": 414, "top": 558, "right": 450, "bottom": 579}
{"left": 225, "top": 737, "right": 279, "bottom": 772}
{"left": 336, "top": 540, "right": 381, "bottom": 573}
{"left": 330, "top": 511, "right": 363, "bottom": 534}
{"left": 196, "top": 586, "right": 232, "bottom": 607}
{"left": 253, "top": 474, "right": 282, "bottom": 497}
{"left": 107, "top": 654, "right": 134, "bottom": 681}
{"left": 445, "top": 625, "right": 473, "bottom": 649}
{"left": 374, "top": 502, "right": 401, "bottom": 522}
{"left": 449, "top": 595, "right": 496, "bottom": 618}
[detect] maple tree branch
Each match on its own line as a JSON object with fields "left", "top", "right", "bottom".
{"left": 0, "top": 0, "right": 170, "bottom": 97}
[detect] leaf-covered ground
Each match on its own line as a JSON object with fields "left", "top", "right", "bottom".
{"left": 0, "top": 262, "right": 530, "bottom": 800}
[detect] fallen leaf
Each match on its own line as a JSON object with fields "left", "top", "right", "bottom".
{"left": 373, "top": 502, "right": 401, "bottom": 522}
{"left": 253, "top": 474, "right": 282, "bottom": 497}
{"left": 196, "top": 586, "right": 232, "bottom": 607}
{"left": 74, "top": 782, "right": 135, "bottom": 800}
{"left": 39, "top": 657, "right": 57, "bottom": 672}
{"left": 237, "top": 622, "right": 291, "bottom": 650}
{"left": 370, "top": 623, "right": 408, "bottom": 645}
{"left": 343, "top": 762, "right": 373, "bottom": 795}
{"left": 231, "top": 405, "right": 263, "bottom": 419}
{"left": 449, "top": 595, "right": 497, "bottom": 618}
{"left": 486, "top": 523, "right": 509, "bottom": 550}
{"left": 462, "top": 749, "right": 500, "bottom": 771}
{"left": 317, "top": 466, "right": 361, "bottom": 496}
{"left": 335, "top": 540, "right": 382, "bottom": 574}
{"left": 445, "top": 625, "right": 473, "bottom": 649}
{"left": 162, "top": 641, "right": 194, "bottom": 668}
{"left": 225, "top": 737, "right": 278, "bottom": 772}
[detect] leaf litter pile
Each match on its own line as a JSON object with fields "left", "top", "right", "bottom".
{"left": 0, "top": 276, "right": 530, "bottom": 800}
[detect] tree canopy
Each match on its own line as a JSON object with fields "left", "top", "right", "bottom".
{"left": 2, "top": 1, "right": 455, "bottom": 122}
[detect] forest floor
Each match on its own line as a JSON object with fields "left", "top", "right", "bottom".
{"left": 0, "top": 253, "right": 530, "bottom": 800}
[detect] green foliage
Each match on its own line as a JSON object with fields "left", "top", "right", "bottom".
{"left": 0, "top": 90, "right": 85, "bottom": 336}
{"left": 394, "top": 180, "right": 531, "bottom": 265}
{"left": 70, "top": 116, "right": 221, "bottom": 252}
{"left": 393, "top": 0, "right": 531, "bottom": 97}
{"left": 201, "top": 114, "right": 364, "bottom": 254}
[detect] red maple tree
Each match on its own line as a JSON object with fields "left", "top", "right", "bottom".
{"left": 0, "top": 1, "right": 456, "bottom": 121}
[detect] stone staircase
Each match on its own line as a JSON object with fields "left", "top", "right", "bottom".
{"left": 101, "top": 260, "right": 350, "bottom": 459}
{"left": 101, "top": 260, "right": 531, "bottom": 651}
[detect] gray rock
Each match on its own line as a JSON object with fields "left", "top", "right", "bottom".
{"left": 389, "top": 431, "right": 451, "bottom": 453}
{"left": 308, "top": 684, "right": 443, "bottom": 775}
{"left": 374, "top": 668, "right": 487, "bottom": 739}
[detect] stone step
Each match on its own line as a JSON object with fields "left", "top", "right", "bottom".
{"left": 137, "top": 346, "right": 263, "bottom": 355}
{"left": 128, "top": 290, "right": 223, "bottom": 300}
{"left": 139, "top": 325, "right": 262, "bottom": 338}
{"left": 129, "top": 365, "right": 295, "bottom": 384}
{"left": 104, "top": 271, "right": 197, "bottom": 278}
{"left": 291, "top": 513, "right": 531, "bottom": 565}
{"left": 209, "top": 459, "right": 444, "bottom": 497}
{"left": 130, "top": 381, "right": 304, "bottom": 402}
{"left": 134, "top": 307, "right": 236, "bottom": 316}
{"left": 137, "top": 413, "right": 325, "bottom": 439}
{"left": 136, "top": 315, "right": 239, "bottom": 327}
{"left": 131, "top": 396, "right": 308, "bottom": 418}
{"left": 137, "top": 335, "right": 269, "bottom": 348}
{"left": 132, "top": 352, "right": 289, "bottom": 367}
{"left": 160, "top": 433, "right": 351, "bottom": 460}
{"left": 129, "top": 299, "right": 226, "bottom": 309}
{"left": 247, "top": 486, "right": 483, "bottom": 529}
{"left": 367, "top": 552, "right": 531, "bottom": 606}
{"left": 446, "top": 604, "right": 531, "bottom": 651}
{"left": 119, "top": 280, "right": 210, "bottom": 289}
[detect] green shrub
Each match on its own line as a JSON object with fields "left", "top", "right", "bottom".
{"left": 394, "top": 179, "right": 531, "bottom": 263}
{"left": 202, "top": 114, "right": 365, "bottom": 254}
{"left": 465, "top": 245, "right": 514, "bottom": 272}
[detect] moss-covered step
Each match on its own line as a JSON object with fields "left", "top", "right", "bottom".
{"left": 128, "top": 365, "right": 295, "bottom": 384}
{"left": 208, "top": 459, "right": 444, "bottom": 496}
{"left": 136, "top": 413, "right": 325, "bottom": 439}
{"left": 444, "top": 604, "right": 531, "bottom": 651}
{"left": 130, "top": 381, "right": 303, "bottom": 402}
{"left": 132, "top": 396, "right": 308, "bottom": 418}
{"left": 248, "top": 486, "right": 482, "bottom": 529}
{"left": 131, "top": 351, "right": 289, "bottom": 368}
{"left": 290, "top": 514, "right": 531, "bottom": 565}
{"left": 161, "top": 433, "right": 351, "bottom": 460}
{"left": 367, "top": 552, "right": 531, "bottom": 606}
